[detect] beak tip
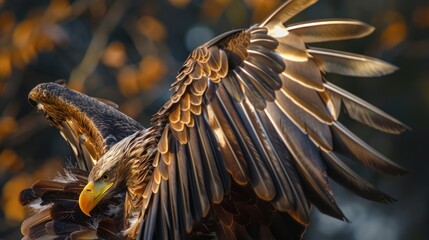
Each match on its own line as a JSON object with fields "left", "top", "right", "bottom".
{"left": 79, "top": 181, "right": 96, "bottom": 217}
{"left": 78, "top": 180, "right": 113, "bottom": 218}
{"left": 79, "top": 197, "right": 92, "bottom": 217}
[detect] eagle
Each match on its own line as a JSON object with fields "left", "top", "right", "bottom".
{"left": 20, "top": 0, "right": 408, "bottom": 239}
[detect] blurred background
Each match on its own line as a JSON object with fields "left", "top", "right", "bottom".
{"left": 0, "top": 0, "right": 427, "bottom": 239}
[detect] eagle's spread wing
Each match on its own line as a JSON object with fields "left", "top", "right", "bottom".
{"left": 21, "top": 82, "right": 144, "bottom": 239}
{"left": 132, "top": 0, "right": 408, "bottom": 239}
{"left": 28, "top": 82, "right": 144, "bottom": 170}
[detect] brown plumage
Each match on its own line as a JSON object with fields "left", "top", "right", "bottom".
{"left": 21, "top": 0, "right": 408, "bottom": 239}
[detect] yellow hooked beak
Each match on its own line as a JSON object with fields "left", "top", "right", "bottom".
{"left": 79, "top": 180, "right": 113, "bottom": 216}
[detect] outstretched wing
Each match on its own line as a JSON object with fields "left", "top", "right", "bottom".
{"left": 23, "top": 82, "right": 145, "bottom": 239}
{"left": 135, "top": 0, "right": 408, "bottom": 239}
{"left": 28, "top": 82, "right": 144, "bottom": 170}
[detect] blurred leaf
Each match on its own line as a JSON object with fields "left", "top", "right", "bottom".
{"left": 138, "top": 55, "right": 167, "bottom": 90}
{"left": 35, "top": 34, "right": 55, "bottom": 52}
{"left": 0, "top": 116, "right": 17, "bottom": 140}
{"left": 2, "top": 158, "right": 62, "bottom": 222}
{"left": 0, "top": 51, "right": 12, "bottom": 79}
{"left": 118, "top": 65, "right": 140, "bottom": 96}
{"left": 11, "top": 44, "right": 37, "bottom": 68}
{"left": 12, "top": 18, "right": 38, "bottom": 48}
{"left": 375, "top": 10, "right": 407, "bottom": 50}
{"left": 379, "top": 21, "right": 407, "bottom": 50}
{"left": 0, "top": 149, "right": 23, "bottom": 173}
{"left": 137, "top": 16, "right": 166, "bottom": 42}
{"left": 102, "top": 41, "right": 126, "bottom": 68}
{"left": 2, "top": 174, "right": 30, "bottom": 221}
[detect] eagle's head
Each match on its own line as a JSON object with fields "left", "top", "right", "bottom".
{"left": 78, "top": 131, "right": 146, "bottom": 216}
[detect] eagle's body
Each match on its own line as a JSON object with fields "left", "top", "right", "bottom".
{"left": 20, "top": 0, "right": 408, "bottom": 239}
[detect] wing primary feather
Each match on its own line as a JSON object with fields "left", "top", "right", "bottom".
{"left": 319, "top": 89, "right": 342, "bottom": 120}
{"left": 199, "top": 115, "right": 232, "bottom": 194}
{"left": 331, "top": 122, "right": 407, "bottom": 175}
{"left": 238, "top": 99, "right": 297, "bottom": 212}
{"left": 159, "top": 179, "right": 171, "bottom": 239}
{"left": 256, "top": 107, "right": 311, "bottom": 224}
{"left": 287, "top": 19, "right": 374, "bottom": 43}
{"left": 216, "top": 85, "right": 276, "bottom": 201}
{"left": 280, "top": 75, "right": 333, "bottom": 124}
{"left": 166, "top": 141, "right": 183, "bottom": 240}
{"left": 275, "top": 89, "right": 333, "bottom": 151}
{"left": 204, "top": 101, "right": 249, "bottom": 185}
{"left": 194, "top": 115, "right": 224, "bottom": 204}
{"left": 321, "top": 151, "right": 395, "bottom": 203}
{"left": 142, "top": 190, "right": 160, "bottom": 240}
{"left": 176, "top": 143, "right": 194, "bottom": 233}
{"left": 265, "top": 103, "right": 346, "bottom": 220}
{"left": 324, "top": 82, "right": 410, "bottom": 134}
{"left": 309, "top": 47, "right": 398, "bottom": 77}
{"left": 186, "top": 126, "right": 211, "bottom": 218}
{"left": 275, "top": 32, "right": 308, "bottom": 62}
{"left": 282, "top": 59, "right": 324, "bottom": 91}
{"left": 184, "top": 147, "right": 202, "bottom": 223}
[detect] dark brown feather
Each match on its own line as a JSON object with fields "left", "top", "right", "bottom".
{"left": 322, "top": 151, "right": 395, "bottom": 203}
{"left": 325, "top": 82, "right": 409, "bottom": 134}
{"left": 331, "top": 122, "right": 407, "bottom": 175}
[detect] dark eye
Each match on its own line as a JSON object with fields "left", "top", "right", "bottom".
{"left": 102, "top": 174, "right": 110, "bottom": 181}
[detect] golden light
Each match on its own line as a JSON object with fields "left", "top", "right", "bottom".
{"left": 138, "top": 55, "right": 167, "bottom": 90}
{"left": 137, "top": 16, "right": 167, "bottom": 42}
{"left": 118, "top": 65, "right": 140, "bottom": 96}
{"left": 103, "top": 41, "right": 127, "bottom": 68}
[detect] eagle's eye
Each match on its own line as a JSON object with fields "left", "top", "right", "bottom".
{"left": 102, "top": 174, "right": 110, "bottom": 181}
